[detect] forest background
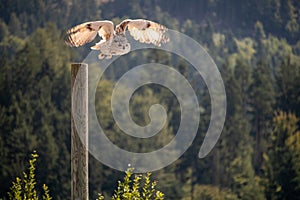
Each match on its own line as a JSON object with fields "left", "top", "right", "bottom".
{"left": 0, "top": 0, "right": 300, "bottom": 199}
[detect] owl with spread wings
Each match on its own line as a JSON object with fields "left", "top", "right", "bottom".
{"left": 65, "top": 19, "right": 169, "bottom": 59}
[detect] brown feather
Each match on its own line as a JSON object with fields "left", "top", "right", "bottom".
{"left": 65, "top": 21, "right": 114, "bottom": 47}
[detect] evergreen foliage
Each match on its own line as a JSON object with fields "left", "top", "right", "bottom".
{"left": 0, "top": 0, "right": 300, "bottom": 199}
{"left": 263, "top": 111, "right": 300, "bottom": 199}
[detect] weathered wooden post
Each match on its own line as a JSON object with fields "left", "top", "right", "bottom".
{"left": 71, "top": 63, "right": 89, "bottom": 200}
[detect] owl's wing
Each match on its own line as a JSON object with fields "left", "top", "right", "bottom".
{"left": 117, "top": 19, "right": 169, "bottom": 46}
{"left": 65, "top": 20, "right": 114, "bottom": 47}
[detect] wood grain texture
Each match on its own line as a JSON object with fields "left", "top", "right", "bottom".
{"left": 71, "top": 63, "right": 89, "bottom": 200}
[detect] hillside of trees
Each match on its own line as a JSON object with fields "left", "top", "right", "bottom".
{"left": 1, "top": 0, "right": 300, "bottom": 199}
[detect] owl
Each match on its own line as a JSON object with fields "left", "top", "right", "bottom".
{"left": 65, "top": 19, "right": 169, "bottom": 59}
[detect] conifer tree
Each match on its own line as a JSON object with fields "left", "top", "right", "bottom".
{"left": 218, "top": 60, "right": 264, "bottom": 199}
{"left": 250, "top": 60, "right": 275, "bottom": 170}
{"left": 263, "top": 111, "right": 300, "bottom": 199}
{"left": 276, "top": 57, "right": 300, "bottom": 117}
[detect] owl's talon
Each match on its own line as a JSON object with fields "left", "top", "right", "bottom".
{"left": 105, "top": 54, "right": 112, "bottom": 59}
{"left": 98, "top": 53, "right": 105, "bottom": 59}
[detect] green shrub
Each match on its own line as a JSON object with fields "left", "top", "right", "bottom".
{"left": 97, "top": 168, "right": 164, "bottom": 200}
{"left": 8, "top": 151, "right": 52, "bottom": 200}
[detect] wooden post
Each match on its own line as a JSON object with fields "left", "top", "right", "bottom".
{"left": 71, "top": 63, "right": 89, "bottom": 200}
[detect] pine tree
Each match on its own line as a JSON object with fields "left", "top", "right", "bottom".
{"left": 250, "top": 60, "right": 275, "bottom": 171}
{"left": 0, "top": 24, "right": 72, "bottom": 199}
{"left": 8, "top": 12, "right": 24, "bottom": 38}
{"left": 276, "top": 57, "right": 300, "bottom": 117}
{"left": 263, "top": 111, "right": 300, "bottom": 199}
{"left": 217, "top": 60, "right": 264, "bottom": 199}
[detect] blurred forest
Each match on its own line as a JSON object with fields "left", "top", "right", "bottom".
{"left": 1, "top": 0, "right": 300, "bottom": 199}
